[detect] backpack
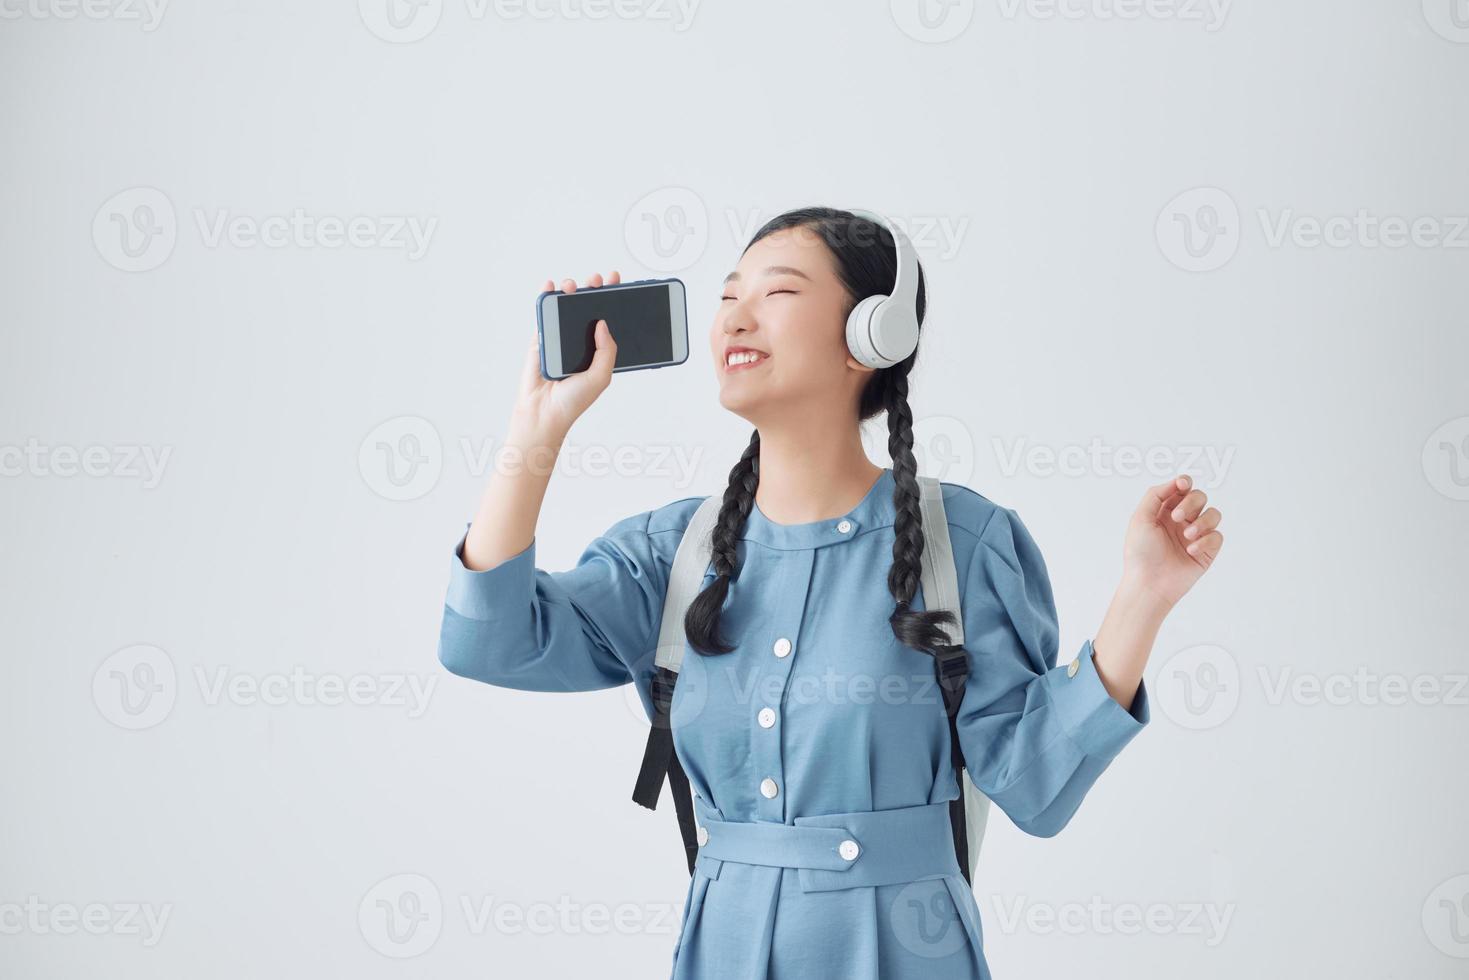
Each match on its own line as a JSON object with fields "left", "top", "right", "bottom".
{"left": 630, "top": 474, "right": 991, "bottom": 888}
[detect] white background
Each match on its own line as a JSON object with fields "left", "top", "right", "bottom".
{"left": 2, "top": 0, "right": 1467, "bottom": 977}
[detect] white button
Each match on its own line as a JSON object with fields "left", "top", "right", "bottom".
{"left": 757, "top": 707, "right": 776, "bottom": 728}
{"left": 696, "top": 826, "right": 709, "bottom": 846}
{"left": 773, "top": 637, "right": 792, "bottom": 658}
{"left": 759, "top": 777, "right": 779, "bottom": 798}
{"left": 838, "top": 839, "right": 860, "bottom": 861}
{"left": 1067, "top": 659, "right": 1080, "bottom": 678}
{"left": 836, "top": 520, "right": 853, "bottom": 533}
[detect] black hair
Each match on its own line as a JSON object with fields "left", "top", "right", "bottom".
{"left": 683, "top": 206, "right": 958, "bottom": 659}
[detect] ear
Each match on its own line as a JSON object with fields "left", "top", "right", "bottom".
{"left": 844, "top": 351, "right": 878, "bottom": 374}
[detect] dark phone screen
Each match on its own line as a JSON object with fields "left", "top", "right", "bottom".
{"left": 555, "top": 283, "right": 674, "bottom": 374}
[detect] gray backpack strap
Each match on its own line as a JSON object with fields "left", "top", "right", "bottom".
{"left": 654, "top": 494, "right": 723, "bottom": 673}
{"left": 916, "top": 475, "right": 991, "bottom": 886}
{"left": 917, "top": 476, "right": 965, "bottom": 646}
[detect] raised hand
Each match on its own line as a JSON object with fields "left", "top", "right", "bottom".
{"left": 514, "top": 270, "right": 621, "bottom": 441}
{"left": 1121, "top": 473, "right": 1225, "bottom": 609}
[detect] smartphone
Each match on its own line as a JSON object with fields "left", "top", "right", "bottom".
{"left": 537, "top": 277, "right": 689, "bottom": 380}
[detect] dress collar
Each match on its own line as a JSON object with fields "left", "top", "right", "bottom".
{"left": 739, "top": 467, "right": 897, "bottom": 551}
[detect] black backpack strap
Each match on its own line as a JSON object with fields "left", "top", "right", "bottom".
{"left": 666, "top": 749, "right": 700, "bottom": 874}
{"left": 934, "top": 643, "right": 971, "bottom": 885}
{"left": 631, "top": 495, "right": 722, "bottom": 875}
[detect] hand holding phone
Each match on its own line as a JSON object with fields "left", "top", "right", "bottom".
{"left": 537, "top": 275, "right": 688, "bottom": 380}
{"left": 514, "top": 271, "right": 623, "bottom": 442}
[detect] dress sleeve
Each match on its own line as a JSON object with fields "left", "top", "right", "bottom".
{"left": 954, "top": 506, "right": 1150, "bottom": 838}
{"left": 436, "top": 511, "right": 666, "bottom": 693}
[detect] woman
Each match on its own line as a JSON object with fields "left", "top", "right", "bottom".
{"left": 437, "top": 206, "right": 1224, "bottom": 979}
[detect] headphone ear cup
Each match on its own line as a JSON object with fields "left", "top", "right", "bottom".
{"left": 845, "top": 294, "right": 889, "bottom": 369}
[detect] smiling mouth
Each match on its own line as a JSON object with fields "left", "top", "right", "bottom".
{"left": 725, "top": 350, "right": 769, "bottom": 371}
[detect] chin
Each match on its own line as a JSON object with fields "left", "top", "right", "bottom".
{"left": 717, "top": 386, "right": 766, "bottom": 425}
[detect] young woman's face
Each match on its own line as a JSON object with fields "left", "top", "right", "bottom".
{"left": 710, "top": 224, "right": 873, "bottom": 424}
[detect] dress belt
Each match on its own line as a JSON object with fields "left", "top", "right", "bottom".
{"left": 691, "top": 797, "right": 964, "bottom": 894}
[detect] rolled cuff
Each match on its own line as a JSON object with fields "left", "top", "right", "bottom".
{"left": 445, "top": 528, "right": 536, "bottom": 622}
{"left": 1046, "top": 638, "right": 1150, "bottom": 762}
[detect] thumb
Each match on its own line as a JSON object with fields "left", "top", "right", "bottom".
{"left": 588, "top": 319, "right": 617, "bottom": 377}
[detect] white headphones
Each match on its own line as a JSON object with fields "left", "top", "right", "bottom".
{"left": 844, "top": 208, "right": 921, "bottom": 370}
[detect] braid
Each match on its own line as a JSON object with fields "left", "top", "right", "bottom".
{"left": 884, "top": 372, "right": 961, "bottom": 656}
{"left": 684, "top": 429, "right": 761, "bottom": 655}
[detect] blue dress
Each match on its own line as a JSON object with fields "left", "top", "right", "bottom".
{"left": 438, "top": 467, "right": 1150, "bottom": 979}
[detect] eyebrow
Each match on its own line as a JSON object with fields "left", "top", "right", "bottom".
{"left": 722, "top": 265, "right": 814, "bottom": 286}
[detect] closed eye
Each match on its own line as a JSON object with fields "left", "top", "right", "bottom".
{"left": 720, "top": 289, "right": 798, "bottom": 301}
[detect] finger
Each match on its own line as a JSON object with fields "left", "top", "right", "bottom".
{"left": 1186, "top": 529, "right": 1223, "bottom": 562}
{"left": 588, "top": 273, "right": 604, "bottom": 288}
{"left": 589, "top": 319, "right": 617, "bottom": 377}
{"left": 1171, "top": 489, "right": 1208, "bottom": 524}
{"left": 1183, "top": 506, "right": 1221, "bottom": 540}
{"left": 587, "top": 319, "right": 618, "bottom": 378}
{"left": 561, "top": 277, "right": 576, "bottom": 294}
{"left": 1137, "top": 474, "right": 1191, "bottom": 519}
{"left": 607, "top": 270, "right": 621, "bottom": 284}
{"left": 543, "top": 278, "right": 555, "bottom": 293}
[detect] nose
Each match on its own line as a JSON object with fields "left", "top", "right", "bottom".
{"left": 720, "top": 300, "right": 756, "bottom": 337}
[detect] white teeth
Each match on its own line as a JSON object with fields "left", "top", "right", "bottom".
{"left": 727, "top": 351, "right": 765, "bottom": 366}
